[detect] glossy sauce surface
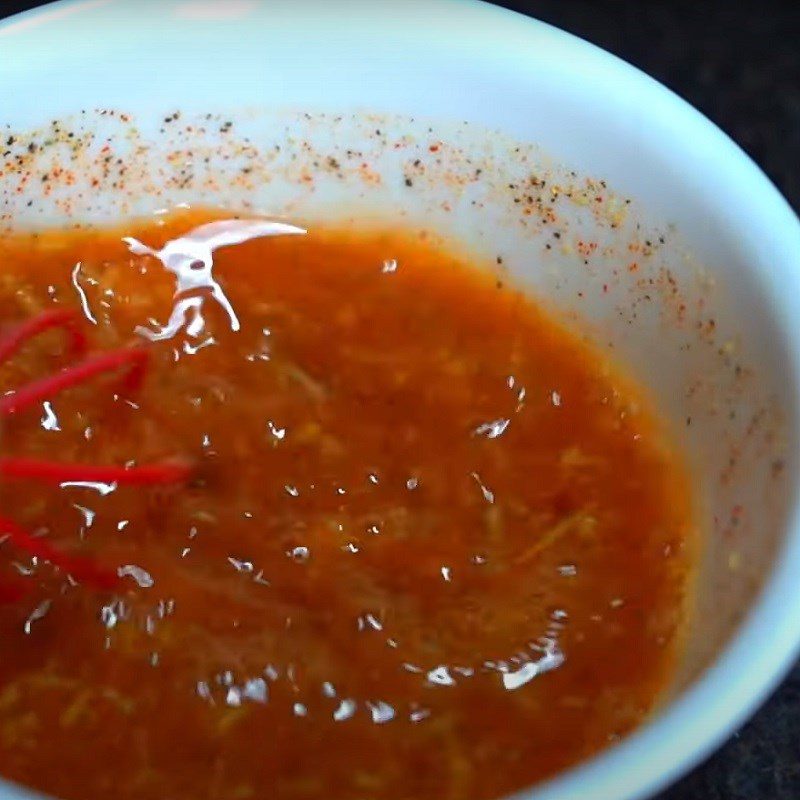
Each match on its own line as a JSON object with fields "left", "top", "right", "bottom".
{"left": 0, "top": 212, "right": 693, "bottom": 800}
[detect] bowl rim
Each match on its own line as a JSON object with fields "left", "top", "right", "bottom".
{"left": 1, "top": 2, "right": 800, "bottom": 800}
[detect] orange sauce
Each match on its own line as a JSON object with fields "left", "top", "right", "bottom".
{"left": 0, "top": 212, "right": 693, "bottom": 800}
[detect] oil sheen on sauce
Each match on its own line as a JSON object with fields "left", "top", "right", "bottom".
{"left": 0, "top": 211, "right": 694, "bottom": 800}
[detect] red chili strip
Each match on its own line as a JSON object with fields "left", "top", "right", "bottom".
{"left": 0, "top": 346, "right": 149, "bottom": 417}
{"left": 0, "top": 309, "right": 87, "bottom": 365}
{"left": 0, "top": 458, "right": 192, "bottom": 485}
{"left": 0, "top": 514, "right": 119, "bottom": 591}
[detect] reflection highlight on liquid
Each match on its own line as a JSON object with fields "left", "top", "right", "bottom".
{"left": 123, "top": 218, "right": 306, "bottom": 343}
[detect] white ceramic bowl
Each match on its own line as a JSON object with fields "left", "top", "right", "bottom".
{"left": 2, "top": 2, "right": 800, "bottom": 799}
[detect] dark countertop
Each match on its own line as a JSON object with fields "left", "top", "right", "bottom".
{"left": 2, "top": 1, "right": 799, "bottom": 798}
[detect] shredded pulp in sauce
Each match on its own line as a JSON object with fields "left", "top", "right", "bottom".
{"left": 0, "top": 211, "right": 693, "bottom": 800}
